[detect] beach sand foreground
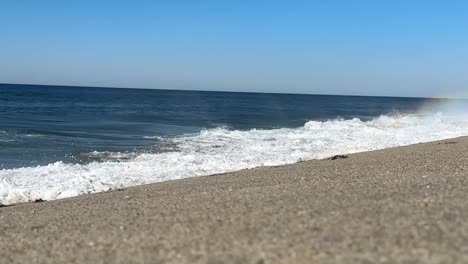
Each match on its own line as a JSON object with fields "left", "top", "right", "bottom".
{"left": 1, "top": 137, "right": 468, "bottom": 263}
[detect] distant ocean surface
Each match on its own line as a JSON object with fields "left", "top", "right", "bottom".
{"left": 1, "top": 83, "right": 468, "bottom": 204}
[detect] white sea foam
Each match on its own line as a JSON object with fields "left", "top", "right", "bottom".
{"left": 143, "top": 135, "right": 164, "bottom": 140}
{"left": 84, "top": 151, "right": 139, "bottom": 161}
{"left": 1, "top": 113, "right": 468, "bottom": 205}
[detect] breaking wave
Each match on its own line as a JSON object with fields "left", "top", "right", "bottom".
{"left": 1, "top": 113, "right": 468, "bottom": 205}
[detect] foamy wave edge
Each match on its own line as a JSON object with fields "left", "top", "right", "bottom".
{"left": 1, "top": 113, "right": 468, "bottom": 205}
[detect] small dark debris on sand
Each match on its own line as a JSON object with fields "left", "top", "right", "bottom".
{"left": 106, "top": 188, "right": 125, "bottom": 193}
{"left": 33, "top": 199, "right": 45, "bottom": 203}
{"left": 439, "top": 141, "right": 458, "bottom": 145}
{"left": 328, "top": 154, "right": 348, "bottom": 160}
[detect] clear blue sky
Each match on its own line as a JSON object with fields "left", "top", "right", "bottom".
{"left": 1, "top": 0, "right": 468, "bottom": 97}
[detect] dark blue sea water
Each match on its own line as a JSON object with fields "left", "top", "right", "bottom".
{"left": 0, "top": 83, "right": 429, "bottom": 169}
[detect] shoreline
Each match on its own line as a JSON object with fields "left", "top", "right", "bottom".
{"left": 0, "top": 153, "right": 350, "bottom": 208}
{"left": 1, "top": 136, "right": 468, "bottom": 263}
{"left": 0, "top": 138, "right": 451, "bottom": 207}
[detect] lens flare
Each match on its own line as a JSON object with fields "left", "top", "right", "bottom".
{"left": 417, "top": 95, "right": 468, "bottom": 120}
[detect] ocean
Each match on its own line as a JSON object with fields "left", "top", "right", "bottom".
{"left": 1, "top": 83, "right": 468, "bottom": 204}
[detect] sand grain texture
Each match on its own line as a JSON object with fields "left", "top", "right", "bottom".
{"left": 1, "top": 137, "right": 468, "bottom": 263}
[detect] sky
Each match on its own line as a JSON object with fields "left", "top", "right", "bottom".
{"left": 1, "top": 0, "right": 468, "bottom": 97}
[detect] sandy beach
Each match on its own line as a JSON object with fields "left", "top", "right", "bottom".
{"left": 1, "top": 137, "right": 468, "bottom": 263}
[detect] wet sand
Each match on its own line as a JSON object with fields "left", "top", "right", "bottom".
{"left": 1, "top": 137, "right": 468, "bottom": 263}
